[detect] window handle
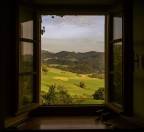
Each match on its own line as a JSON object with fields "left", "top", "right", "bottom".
{"left": 134, "top": 53, "right": 139, "bottom": 68}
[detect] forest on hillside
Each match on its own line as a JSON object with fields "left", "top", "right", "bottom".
{"left": 41, "top": 50, "right": 104, "bottom": 76}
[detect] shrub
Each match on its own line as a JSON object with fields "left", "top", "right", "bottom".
{"left": 93, "top": 87, "right": 104, "bottom": 100}
{"left": 42, "top": 65, "right": 49, "bottom": 73}
{"left": 79, "top": 81, "right": 85, "bottom": 88}
{"left": 91, "top": 73, "right": 97, "bottom": 78}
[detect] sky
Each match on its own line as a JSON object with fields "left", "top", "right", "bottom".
{"left": 41, "top": 15, "right": 105, "bottom": 53}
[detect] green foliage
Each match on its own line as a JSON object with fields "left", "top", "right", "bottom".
{"left": 57, "top": 90, "right": 73, "bottom": 104}
{"left": 42, "top": 84, "right": 73, "bottom": 105}
{"left": 42, "top": 65, "right": 49, "bottom": 73}
{"left": 79, "top": 81, "right": 85, "bottom": 88}
{"left": 91, "top": 73, "right": 97, "bottom": 78}
{"left": 93, "top": 87, "right": 104, "bottom": 100}
{"left": 97, "top": 74, "right": 104, "bottom": 79}
{"left": 41, "top": 51, "right": 104, "bottom": 74}
{"left": 89, "top": 73, "right": 104, "bottom": 79}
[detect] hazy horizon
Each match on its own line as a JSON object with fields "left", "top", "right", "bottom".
{"left": 41, "top": 49, "right": 104, "bottom": 54}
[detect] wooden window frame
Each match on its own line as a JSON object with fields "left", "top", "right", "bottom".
{"left": 14, "top": 2, "right": 133, "bottom": 117}
{"left": 105, "top": 10, "right": 123, "bottom": 113}
{"left": 105, "top": 2, "right": 133, "bottom": 116}
{"left": 35, "top": 8, "right": 107, "bottom": 115}
{"left": 14, "top": 5, "right": 40, "bottom": 115}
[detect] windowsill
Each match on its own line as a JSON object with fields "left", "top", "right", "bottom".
{"left": 29, "top": 104, "right": 107, "bottom": 116}
{"left": 7, "top": 114, "right": 141, "bottom": 130}
{"left": 6, "top": 105, "right": 142, "bottom": 130}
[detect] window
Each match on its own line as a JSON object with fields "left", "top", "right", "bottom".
{"left": 105, "top": 5, "right": 133, "bottom": 115}
{"left": 15, "top": 6, "right": 39, "bottom": 114}
{"left": 106, "top": 11, "right": 123, "bottom": 113}
{"left": 41, "top": 15, "right": 105, "bottom": 105}
{"left": 15, "top": 4, "right": 133, "bottom": 116}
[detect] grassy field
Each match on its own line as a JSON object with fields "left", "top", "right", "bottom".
{"left": 41, "top": 67, "right": 105, "bottom": 105}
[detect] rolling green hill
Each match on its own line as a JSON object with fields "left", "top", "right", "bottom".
{"left": 41, "top": 67, "right": 105, "bottom": 105}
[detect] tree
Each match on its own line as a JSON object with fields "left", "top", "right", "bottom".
{"left": 79, "top": 81, "right": 85, "bottom": 88}
{"left": 57, "top": 90, "right": 73, "bottom": 104}
{"left": 42, "top": 84, "right": 73, "bottom": 105}
{"left": 42, "top": 85, "right": 57, "bottom": 105}
{"left": 93, "top": 87, "right": 104, "bottom": 100}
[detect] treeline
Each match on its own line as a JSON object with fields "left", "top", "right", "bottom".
{"left": 41, "top": 51, "right": 104, "bottom": 74}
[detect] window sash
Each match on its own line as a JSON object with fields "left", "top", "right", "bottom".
{"left": 14, "top": 5, "right": 40, "bottom": 115}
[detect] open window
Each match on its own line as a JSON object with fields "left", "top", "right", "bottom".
{"left": 106, "top": 9, "right": 123, "bottom": 113}
{"left": 105, "top": 3, "right": 133, "bottom": 115}
{"left": 15, "top": 2, "right": 133, "bottom": 116}
{"left": 15, "top": 5, "right": 40, "bottom": 114}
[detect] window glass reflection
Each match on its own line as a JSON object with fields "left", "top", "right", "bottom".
{"left": 19, "top": 7, "right": 33, "bottom": 39}
{"left": 110, "top": 42, "right": 122, "bottom": 105}
{"left": 113, "top": 12, "right": 122, "bottom": 39}
{"left": 19, "top": 75, "right": 33, "bottom": 106}
{"left": 19, "top": 42, "right": 33, "bottom": 73}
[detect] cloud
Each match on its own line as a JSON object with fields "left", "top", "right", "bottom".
{"left": 41, "top": 15, "right": 104, "bottom": 52}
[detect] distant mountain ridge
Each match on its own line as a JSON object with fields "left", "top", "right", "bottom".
{"left": 41, "top": 50, "right": 104, "bottom": 74}
{"left": 41, "top": 50, "right": 103, "bottom": 58}
{"left": 41, "top": 50, "right": 54, "bottom": 54}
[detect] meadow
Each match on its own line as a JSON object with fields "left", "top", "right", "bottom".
{"left": 41, "top": 67, "right": 105, "bottom": 105}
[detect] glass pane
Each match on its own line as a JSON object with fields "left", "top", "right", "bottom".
{"left": 19, "top": 75, "right": 34, "bottom": 106}
{"left": 19, "top": 7, "right": 33, "bottom": 39}
{"left": 113, "top": 12, "right": 122, "bottom": 40}
{"left": 19, "top": 42, "right": 33, "bottom": 73}
{"left": 113, "top": 42, "right": 122, "bottom": 71}
{"left": 20, "top": 21, "right": 33, "bottom": 39}
{"left": 110, "top": 42, "right": 122, "bottom": 105}
{"left": 111, "top": 72, "right": 122, "bottom": 105}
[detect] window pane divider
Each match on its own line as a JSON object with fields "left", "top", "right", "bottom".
{"left": 109, "top": 38, "right": 122, "bottom": 43}
{"left": 109, "top": 71, "right": 122, "bottom": 75}
{"left": 19, "top": 38, "right": 37, "bottom": 43}
{"left": 18, "top": 72, "right": 37, "bottom": 76}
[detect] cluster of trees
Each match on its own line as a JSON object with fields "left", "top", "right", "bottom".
{"left": 43, "top": 62, "right": 104, "bottom": 75}
{"left": 89, "top": 73, "right": 104, "bottom": 79}
{"left": 41, "top": 84, "right": 104, "bottom": 105}
{"left": 42, "top": 85, "right": 73, "bottom": 105}
{"left": 41, "top": 51, "right": 104, "bottom": 75}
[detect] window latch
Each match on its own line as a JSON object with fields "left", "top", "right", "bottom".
{"left": 134, "top": 53, "right": 139, "bottom": 68}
